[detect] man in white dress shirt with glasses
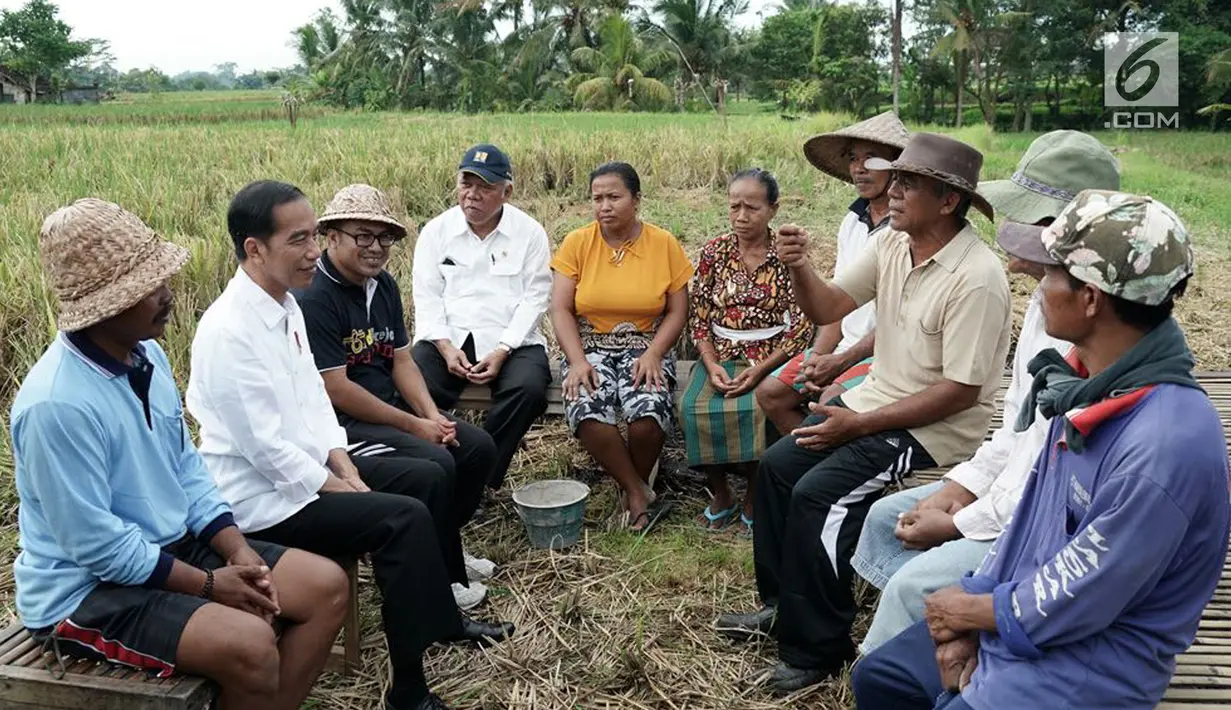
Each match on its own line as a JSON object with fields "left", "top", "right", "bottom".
{"left": 411, "top": 143, "right": 553, "bottom": 491}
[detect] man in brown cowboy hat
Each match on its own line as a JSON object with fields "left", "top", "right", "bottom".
{"left": 186, "top": 181, "right": 513, "bottom": 710}
{"left": 11, "top": 198, "right": 348, "bottom": 708}
{"left": 850, "top": 130, "right": 1122, "bottom": 655}
{"left": 718, "top": 133, "right": 1011, "bottom": 695}
{"left": 756, "top": 110, "right": 908, "bottom": 441}
{"left": 293, "top": 183, "right": 498, "bottom": 610}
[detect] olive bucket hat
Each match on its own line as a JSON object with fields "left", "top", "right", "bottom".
{"left": 980, "top": 130, "right": 1121, "bottom": 226}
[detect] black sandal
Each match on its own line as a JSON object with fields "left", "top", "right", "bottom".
{"left": 630, "top": 500, "right": 673, "bottom": 535}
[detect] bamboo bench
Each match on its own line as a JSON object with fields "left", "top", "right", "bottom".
{"left": 0, "top": 560, "right": 361, "bottom": 710}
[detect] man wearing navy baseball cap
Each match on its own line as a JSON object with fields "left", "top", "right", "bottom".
{"left": 412, "top": 144, "right": 553, "bottom": 497}
{"left": 458, "top": 143, "right": 513, "bottom": 183}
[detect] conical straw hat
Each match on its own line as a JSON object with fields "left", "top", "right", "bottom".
{"left": 802, "top": 111, "right": 911, "bottom": 184}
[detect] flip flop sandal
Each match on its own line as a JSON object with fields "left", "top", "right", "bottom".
{"left": 695, "top": 504, "right": 738, "bottom": 532}
{"left": 735, "top": 512, "right": 754, "bottom": 539}
{"left": 632, "top": 499, "right": 674, "bottom": 536}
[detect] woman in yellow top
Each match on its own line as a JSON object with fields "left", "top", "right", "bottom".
{"left": 550, "top": 162, "right": 694, "bottom": 533}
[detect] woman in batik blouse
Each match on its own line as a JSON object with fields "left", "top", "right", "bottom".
{"left": 682, "top": 169, "right": 814, "bottom": 535}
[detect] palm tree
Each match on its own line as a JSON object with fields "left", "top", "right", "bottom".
{"left": 930, "top": 0, "right": 973, "bottom": 126}
{"left": 639, "top": 0, "right": 746, "bottom": 103}
{"left": 892, "top": 0, "right": 903, "bottom": 114}
{"left": 931, "top": 0, "right": 1029, "bottom": 126}
{"left": 568, "top": 14, "right": 672, "bottom": 110}
{"left": 1199, "top": 48, "right": 1231, "bottom": 127}
{"left": 294, "top": 9, "right": 343, "bottom": 68}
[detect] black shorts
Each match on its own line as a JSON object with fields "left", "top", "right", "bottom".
{"left": 30, "top": 535, "right": 286, "bottom": 678}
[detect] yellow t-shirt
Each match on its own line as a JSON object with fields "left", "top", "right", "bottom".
{"left": 551, "top": 221, "right": 694, "bottom": 341}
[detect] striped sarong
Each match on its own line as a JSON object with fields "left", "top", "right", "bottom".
{"left": 679, "top": 361, "right": 770, "bottom": 467}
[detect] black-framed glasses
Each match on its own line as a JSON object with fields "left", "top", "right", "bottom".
{"left": 332, "top": 226, "right": 403, "bottom": 248}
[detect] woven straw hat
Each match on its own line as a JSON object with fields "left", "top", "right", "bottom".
{"left": 317, "top": 184, "right": 408, "bottom": 236}
{"left": 40, "top": 198, "right": 189, "bottom": 332}
{"left": 803, "top": 111, "right": 910, "bottom": 183}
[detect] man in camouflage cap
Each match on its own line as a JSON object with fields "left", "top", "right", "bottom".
{"left": 1037, "top": 189, "right": 1195, "bottom": 306}
{"left": 853, "top": 190, "right": 1229, "bottom": 710}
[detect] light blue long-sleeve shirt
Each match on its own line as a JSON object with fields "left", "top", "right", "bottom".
{"left": 11, "top": 335, "right": 232, "bottom": 629}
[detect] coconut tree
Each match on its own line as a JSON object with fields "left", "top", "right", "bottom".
{"left": 639, "top": 0, "right": 746, "bottom": 102}
{"left": 568, "top": 14, "right": 673, "bottom": 110}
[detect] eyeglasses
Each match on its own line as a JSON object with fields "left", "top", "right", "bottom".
{"left": 332, "top": 226, "right": 403, "bottom": 248}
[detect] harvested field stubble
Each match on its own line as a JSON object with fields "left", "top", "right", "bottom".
{"left": 1, "top": 98, "right": 1229, "bottom": 708}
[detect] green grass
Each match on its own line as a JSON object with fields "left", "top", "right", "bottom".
{"left": 0, "top": 90, "right": 330, "bottom": 126}
{"left": 0, "top": 97, "right": 1229, "bottom": 708}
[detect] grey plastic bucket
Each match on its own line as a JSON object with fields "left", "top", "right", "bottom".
{"left": 512, "top": 480, "right": 591, "bottom": 550}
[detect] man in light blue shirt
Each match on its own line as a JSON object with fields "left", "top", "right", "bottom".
{"left": 12, "top": 198, "right": 347, "bottom": 709}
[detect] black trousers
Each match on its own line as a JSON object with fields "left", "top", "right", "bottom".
{"left": 412, "top": 338, "right": 551, "bottom": 489}
{"left": 344, "top": 402, "right": 495, "bottom": 542}
{"left": 251, "top": 454, "right": 462, "bottom": 708}
{"left": 754, "top": 404, "right": 935, "bottom": 670}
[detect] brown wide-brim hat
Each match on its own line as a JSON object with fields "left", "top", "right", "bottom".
{"left": 317, "top": 184, "right": 409, "bottom": 237}
{"left": 803, "top": 111, "right": 910, "bottom": 184}
{"left": 40, "top": 198, "right": 190, "bottom": 332}
{"left": 865, "top": 132, "right": 995, "bottom": 222}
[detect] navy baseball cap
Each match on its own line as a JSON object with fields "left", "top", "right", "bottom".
{"left": 458, "top": 144, "right": 512, "bottom": 183}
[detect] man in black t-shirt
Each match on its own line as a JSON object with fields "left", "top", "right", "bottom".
{"left": 295, "top": 185, "right": 499, "bottom": 606}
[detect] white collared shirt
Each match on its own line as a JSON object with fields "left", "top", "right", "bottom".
{"left": 412, "top": 204, "right": 552, "bottom": 359}
{"left": 186, "top": 268, "right": 347, "bottom": 532}
{"left": 945, "top": 288, "right": 1071, "bottom": 540}
{"left": 832, "top": 204, "right": 882, "bottom": 353}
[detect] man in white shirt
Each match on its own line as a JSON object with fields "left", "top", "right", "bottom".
{"left": 187, "top": 180, "right": 513, "bottom": 710}
{"left": 756, "top": 112, "right": 908, "bottom": 435}
{"left": 411, "top": 144, "right": 553, "bottom": 490}
{"left": 850, "top": 131, "right": 1122, "bottom": 654}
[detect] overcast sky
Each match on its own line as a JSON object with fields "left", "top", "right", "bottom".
{"left": 0, "top": 0, "right": 343, "bottom": 74}
{"left": 0, "top": 0, "right": 860, "bottom": 75}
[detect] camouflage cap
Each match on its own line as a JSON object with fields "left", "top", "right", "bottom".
{"left": 1041, "top": 189, "right": 1194, "bottom": 306}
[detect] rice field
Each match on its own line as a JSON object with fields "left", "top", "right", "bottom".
{"left": 1, "top": 95, "right": 1230, "bottom": 709}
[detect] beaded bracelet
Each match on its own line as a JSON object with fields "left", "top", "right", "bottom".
{"left": 200, "top": 569, "right": 215, "bottom": 600}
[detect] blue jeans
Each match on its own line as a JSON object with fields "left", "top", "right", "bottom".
{"left": 852, "top": 620, "right": 976, "bottom": 710}
{"left": 852, "top": 482, "right": 994, "bottom": 654}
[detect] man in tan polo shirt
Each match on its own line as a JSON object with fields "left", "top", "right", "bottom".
{"left": 717, "top": 132, "right": 1011, "bottom": 695}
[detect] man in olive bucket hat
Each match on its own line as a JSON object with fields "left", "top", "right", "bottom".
{"left": 756, "top": 111, "right": 908, "bottom": 461}
{"left": 851, "top": 131, "right": 1122, "bottom": 654}
{"left": 854, "top": 190, "right": 1227, "bottom": 710}
{"left": 719, "top": 133, "right": 1012, "bottom": 695}
{"left": 11, "top": 198, "right": 349, "bottom": 708}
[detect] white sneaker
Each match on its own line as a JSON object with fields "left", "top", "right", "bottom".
{"left": 452, "top": 581, "right": 487, "bottom": 610}
{"left": 463, "top": 550, "right": 497, "bottom": 582}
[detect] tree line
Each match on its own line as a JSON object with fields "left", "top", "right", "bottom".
{"left": 289, "top": 0, "right": 1229, "bottom": 128}
{"left": 2, "top": 0, "right": 1228, "bottom": 129}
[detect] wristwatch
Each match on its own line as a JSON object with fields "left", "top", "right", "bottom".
{"left": 496, "top": 343, "right": 512, "bottom": 354}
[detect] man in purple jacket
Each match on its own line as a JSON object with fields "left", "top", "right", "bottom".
{"left": 852, "top": 189, "right": 1230, "bottom": 710}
